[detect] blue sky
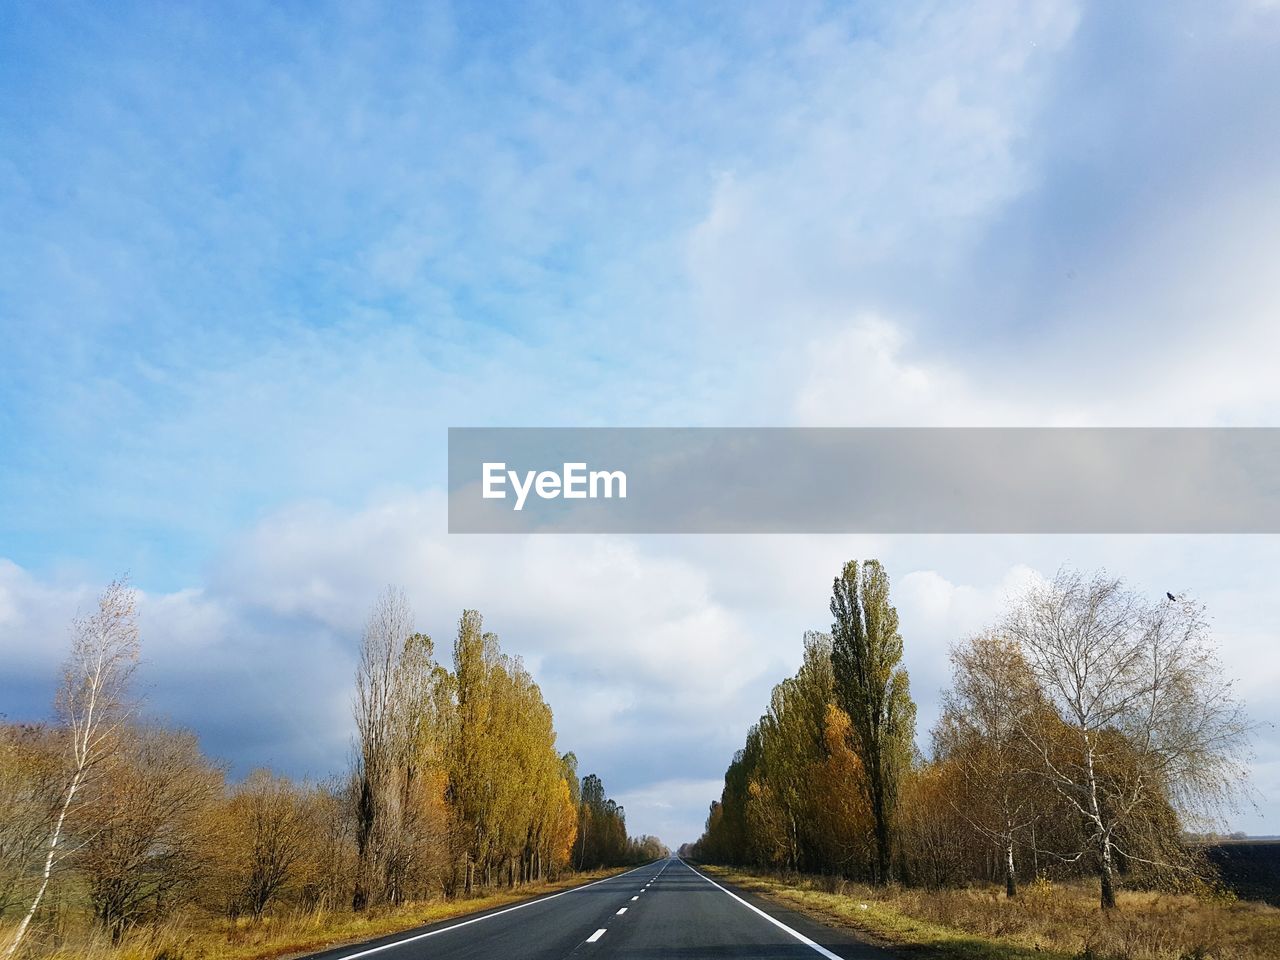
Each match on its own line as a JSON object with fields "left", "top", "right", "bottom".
{"left": 3, "top": 0, "right": 1280, "bottom": 845}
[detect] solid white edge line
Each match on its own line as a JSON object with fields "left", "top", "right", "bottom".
{"left": 677, "top": 859, "right": 844, "bottom": 960}
{"left": 587, "top": 928, "right": 607, "bottom": 943}
{"left": 326, "top": 861, "right": 655, "bottom": 959}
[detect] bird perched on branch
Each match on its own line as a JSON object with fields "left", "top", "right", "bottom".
{"left": 1167, "top": 591, "right": 1179, "bottom": 602}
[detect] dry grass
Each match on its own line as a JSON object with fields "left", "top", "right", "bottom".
{"left": 702, "top": 866, "right": 1280, "bottom": 960}
{"left": 3, "top": 868, "right": 631, "bottom": 960}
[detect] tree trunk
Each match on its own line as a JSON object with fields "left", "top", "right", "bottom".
{"left": 352, "top": 773, "right": 375, "bottom": 911}
{"left": 1083, "top": 738, "right": 1116, "bottom": 910}
{"left": 1099, "top": 837, "right": 1117, "bottom": 909}
{"left": 871, "top": 780, "right": 892, "bottom": 884}
{"left": 2, "top": 769, "right": 82, "bottom": 960}
{"left": 1004, "top": 838, "right": 1017, "bottom": 898}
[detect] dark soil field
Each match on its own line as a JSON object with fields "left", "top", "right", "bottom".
{"left": 1207, "top": 839, "right": 1280, "bottom": 905}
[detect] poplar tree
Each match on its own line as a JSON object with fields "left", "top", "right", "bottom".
{"left": 450, "top": 610, "right": 500, "bottom": 892}
{"left": 352, "top": 589, "right": 449, "bottom": 908}
{"left": 447, "top": 611, "right": 578, "bottom": 888}
{"left": 829, "top": 559, "right": 916, "bottom": 884}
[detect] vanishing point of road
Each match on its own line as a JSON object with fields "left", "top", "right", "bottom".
{"left": 303, "top": 858, "right": 892, "bottom": 960}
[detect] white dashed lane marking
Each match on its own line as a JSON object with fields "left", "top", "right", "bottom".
{"left": 587, "top": 929, "right": 607, "bottom": 943}
{"left": 616, "top": 908, "right": 627, "bottom": 915}
{"left": 326, "top": 862, "right": 650, "bottom": 959}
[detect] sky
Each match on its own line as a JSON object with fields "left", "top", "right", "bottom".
{"left": 2, "top": 0, "right": 1280, "bottom": 847}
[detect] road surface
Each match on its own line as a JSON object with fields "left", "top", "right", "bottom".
{"left": 303, "top": 858, "right": 893, "bottom": 960}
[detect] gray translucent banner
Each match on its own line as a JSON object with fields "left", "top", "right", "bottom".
{"left": 447, "top": 428, "right": 1280, "bottom": 533}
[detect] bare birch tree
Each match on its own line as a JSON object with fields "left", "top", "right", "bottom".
{"left": 3, "top": 578, "right": 139, "bottom": 959}
{"left": 352, "top": 586, "right": 414, "bottom": 910}
{"left": 1004, "top": 569, "right": 1251, "bottom": 909}
{"left": 351, "top": 587, "right": 450, "bottom": 908}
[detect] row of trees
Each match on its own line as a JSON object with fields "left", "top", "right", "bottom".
{"left": 689, "top": 561, "right": 1252, "bottom": 909}
{"left": 347, "top": 589, "right": 664, "bottom": 906}
{"left": 2, "top": 723, "right": 349, "bottom": 940}
{"left": 1, "top": 581, "right": 659, "bottom": 956}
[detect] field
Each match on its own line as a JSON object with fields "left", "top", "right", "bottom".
{"left": 1205, "top": 841, "right": 1280, "bottom": 907}
{"left": 702, "top": 864, "right": 1280, "bottom": 960}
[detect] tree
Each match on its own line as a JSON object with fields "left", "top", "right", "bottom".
{"left": 552, "top": 752, "right": 581, "bottom": 875}
{"left": 809, "top": 704, "right": 875, "bottom": 875}
{"left": 692, "top": 634, "right": 869, "bottom": 875}
{"left": 447, "top": 610, "right": 575, "bottom": 889}
{"left": 742, "top": 633, "right": 836, "bottom": 871}
{"left": 542, "top": 775, "right": 578, "bottom": 876}
{"left": 1004, "top": 569, "right": 1252, "bottom": 909}
{"left": 449, "top": 609, "right": 499, "bottom": 892}
{"left": 627, "top": 835, "right": 670, "bottom": 862}
{"left": 298, "top": 778, "right": 357, "bottom": 911}
{"left": 76, "top": 724, "right": 222, "bottom": 941}
{"left": 3, "top": 578, "right": 139, "bottom": 960}
{"left": 896, "top": 759, "right": 970, "bottom": 888}
{"left": 0, "top": 724, "right": 60, "bottom": 918}
{"left": 221, "top": 770, "right": 315, "bottom": 920}
{"left": 934, "top": 631, "right": 1040, "bottom": 897}
{"left": 574, "top": 773, "right": 630, "bottom": 869}
{"left": 829, "top": 560, "right": 916, "bottom": 884}
{"left": 385, "top": 630, "right": 452, "bottom": 904}
{"left": 352, "top": 587, "right": 447, "bottom": 908}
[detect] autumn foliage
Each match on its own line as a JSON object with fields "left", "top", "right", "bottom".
{"left": 690, "top": 562, "right": 1253, "bottom": 912}
{"left": 0, "top": 584, "right": 662, "bottom": 957}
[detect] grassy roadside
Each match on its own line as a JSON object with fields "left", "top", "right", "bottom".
{"left": 22, "top": 866, "right": 637, "bottom": 960}
{"left": 698, "top": 864, "right": 1280, "bottom": 960}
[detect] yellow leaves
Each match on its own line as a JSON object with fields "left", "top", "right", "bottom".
{"left": 549, "top": 777, "right": 578, "bottom": 868}
{"left": 448, "top": 609, "right": 587, "bottom": 880}
{"left": 822, "top": 702, "right": 854, "bottom": 756}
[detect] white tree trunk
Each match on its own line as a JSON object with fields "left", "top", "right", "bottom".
{"left": 3, "top": 770, "right": 82, "bottom": 959}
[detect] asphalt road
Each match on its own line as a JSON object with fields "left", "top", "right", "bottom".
{"left": 303, "top": 858, "right": 893, "bottom": 960}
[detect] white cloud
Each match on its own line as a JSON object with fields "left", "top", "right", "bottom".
{"left": 614, "top": 778, "right": 726, "bottom": 845}
{"left": 678, "top": 2, "right": 1280, "bottom": 432}
{"left": 687, "top": 1, "right": 1080, "bottom": 340}
{"left": 792, "top": 315, "right": 1024, "bottom": 426}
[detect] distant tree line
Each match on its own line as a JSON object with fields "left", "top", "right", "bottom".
{"left": 0, "top": 581, "right": 666, "bottom": 957}
{"left": 688, "top": 561, "right": 1252, "bottom": 909}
